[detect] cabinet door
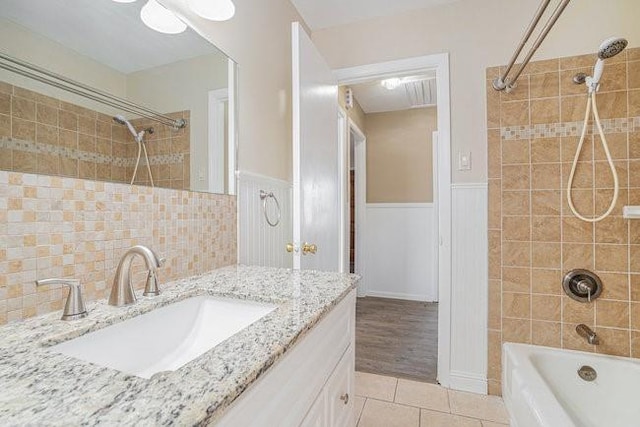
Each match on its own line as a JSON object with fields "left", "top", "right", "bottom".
{"left": 300, "top": 390, "right": 326, "bottom": 427}
{"left": 326, "top": 345, "right": 355, "bottom": 427}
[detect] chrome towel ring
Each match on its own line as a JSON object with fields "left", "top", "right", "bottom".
{"left": 260, "top": 190, "right": 281, "bottom": 227}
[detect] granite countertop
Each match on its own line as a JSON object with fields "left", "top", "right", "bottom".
{"left": 0, "top": 265, "right": 358, "bottom": 426}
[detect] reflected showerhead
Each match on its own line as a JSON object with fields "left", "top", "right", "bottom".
{"left": 598, "top": 37, "right": 628, "bottom": 60}
{"left": 113, "top": 114, "right": 139, "bottom": 141}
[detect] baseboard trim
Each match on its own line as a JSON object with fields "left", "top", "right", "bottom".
{"left": 364, "top": 290, "right": 437, "bottom": 302}
{"left": 449, "top": 370, "right": 488, "bottom": 394}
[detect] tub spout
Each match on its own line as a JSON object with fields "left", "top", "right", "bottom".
{"left": 576, "top": 324, "right": 599, "bottom": 345}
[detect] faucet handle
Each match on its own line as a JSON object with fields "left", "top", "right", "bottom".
{"left": 36, "top": 278, "right": 88, "bottom": 321}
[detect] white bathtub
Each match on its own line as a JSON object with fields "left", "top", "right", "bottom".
{"left": 502, "top": 343, "right": 640, "bottom": 427}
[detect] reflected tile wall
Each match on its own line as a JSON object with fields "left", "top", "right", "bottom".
{"left": 486, "top": 47, "right": 640, "bottom": 396}
{"left": 0, "top": 82, "right": 191, "bottom": 190}
{"left": 0, "top": 171, "right": 236, "bottom": 325}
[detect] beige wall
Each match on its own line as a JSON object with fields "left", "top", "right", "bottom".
{"left": 163, "top": 0, "right": 307, "bottom": 182}
{"left": 365, "top": 107, "right": 436, "bottom": 203}
{"left": 0, "top": 18, "right": 127, "bottom": 114}
{"left": 312, "top": 0, "right": 640, "bottom": 183}
{"left": 338, "top": 85, "right": 366, "bottom": 132}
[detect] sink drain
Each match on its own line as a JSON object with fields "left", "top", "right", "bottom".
{"left": 578, "top": 365, "right": 597, "bottom": 382}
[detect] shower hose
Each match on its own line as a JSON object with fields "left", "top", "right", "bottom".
{"left": 566, "top": 90, "right": 619, "bottom": 222}
{"left": 131, "top": 139, "right": 155, "bottom": 187}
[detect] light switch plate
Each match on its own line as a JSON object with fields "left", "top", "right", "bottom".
{"left": 458, "top": 151, "right": 472, "bottom": 171}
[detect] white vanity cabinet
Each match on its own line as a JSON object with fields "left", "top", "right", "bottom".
{"left": 216, "top": 290, "right": 356, "bottom": 427}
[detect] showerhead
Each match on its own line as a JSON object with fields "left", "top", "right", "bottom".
{"left": 113, "top": 114, "right": 139, "bottom": 141}
{"left": 586, "top": 37, "right": 628, "bottom": 92}
{"left": 598, "top": 37, "right": 628, "bottom": 60}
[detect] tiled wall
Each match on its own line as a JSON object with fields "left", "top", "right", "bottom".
{"left": 0, "top": 171, "right": 236, "bottom": 325}
{"left": 486, "top": 47, "right": 640, "bottom": 395}
{"left": 0, "top": 81, "right": 191, "bottom": 190}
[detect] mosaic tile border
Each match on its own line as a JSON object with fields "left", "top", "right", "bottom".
{"left": 0, "top": 137, "right": 184, "bottom": 167}
{"left": 501, "top": 116, "right": 640, "bottom": 140}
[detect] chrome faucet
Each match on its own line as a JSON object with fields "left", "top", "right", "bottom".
{"left": 36, "top": 278, "right": 87, "bottom": 320}
{"left": 109, "top": 245, "right": 163, "bottom": 307}
{"left": 576, "top": 324, "right": 600, "bottom": 345}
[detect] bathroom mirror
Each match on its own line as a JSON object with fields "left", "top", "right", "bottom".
{"left": 0, "top": 0, "right": 237, "bottom": 195}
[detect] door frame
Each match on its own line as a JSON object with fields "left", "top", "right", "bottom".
{"left": 334, "top": 53, "right": 452, "bottom": 388}
{"left": 347, "top": 119, "right": 366, "bottom": 296}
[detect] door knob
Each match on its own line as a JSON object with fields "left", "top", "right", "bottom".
{"left": 286, "top": 243, "right": 294, "bottom": 253}
{"left": 302, "top": 243, "right": 317, "bottom": 255}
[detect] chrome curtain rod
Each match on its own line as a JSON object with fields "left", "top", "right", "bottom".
{"left": 0, "top": 52, "right": 187, "bottom": 129}
{"left": 493, "top": 0, "right": 571, "bottom": 92}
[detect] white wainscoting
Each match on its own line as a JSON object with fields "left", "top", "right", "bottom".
{"left": 449, "top": 183, "right": 488, "bottom": 394}
{"left": 364, "top": 203, "right": 437, "bottom": 301}
{"left": 238, "top": 171, "right": 292, "bottom": 268}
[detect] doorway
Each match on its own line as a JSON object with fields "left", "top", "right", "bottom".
{"left": 336, "top": 54, "right": 452, "bottom": 387}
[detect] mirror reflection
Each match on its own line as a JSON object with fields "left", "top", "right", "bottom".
{"left": 0, "top": 0, "right": 235, "bottom": 194}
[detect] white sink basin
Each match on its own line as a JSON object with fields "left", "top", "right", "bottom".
{"left": 50, "top": 296, "right": 277, "bottom": 379}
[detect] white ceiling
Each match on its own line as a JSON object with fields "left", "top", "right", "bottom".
{"left": 349, "top": 73, "right": 437, "bottom": 114}
{"left": 290, "top": 0, "right": 462, "bottom": 30}
{"left": 0, "top": 0, "right": 223, "bottom": 74}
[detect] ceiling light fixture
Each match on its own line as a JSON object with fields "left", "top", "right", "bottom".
{"left": 112, "top": 0, "right": 137, "bottom": 3}
{"left": 380, "top": 78, "right": 401, "bottom": 90}
{"left": 140, "top": 0, "right": 187, "bottom": 34}
{"left": 187, "top": 0, "right": 236, "bottom": 21}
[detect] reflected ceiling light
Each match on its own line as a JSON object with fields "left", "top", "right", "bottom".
{"left": 188, "top": 0, "right": 236, "bottom": 21}
{"left": 140, "top": 0, "right": 187, "bottom": 34}
{"left": 112, "top": 0, "right": 137, "bottom": 3}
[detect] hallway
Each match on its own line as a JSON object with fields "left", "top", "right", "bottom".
{"left": 356, "top": 297, "right": 438, "bottom": 383}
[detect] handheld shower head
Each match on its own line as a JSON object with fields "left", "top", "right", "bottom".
{"left": 598, "top": 37, "right": 628, "bottom": 60}
{"left": 588, "top": 37, "right": 628, "bottom": 91}
{"left": 113, "top": 114, "right": 139, "bottom": 141}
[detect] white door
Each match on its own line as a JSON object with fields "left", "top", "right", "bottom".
{"left": 291, "top": 22, "right": 340, "bottom": 271}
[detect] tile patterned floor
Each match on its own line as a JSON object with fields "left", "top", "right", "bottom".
{"left": 354, "top": 372, "right": 509, "bottom": 427}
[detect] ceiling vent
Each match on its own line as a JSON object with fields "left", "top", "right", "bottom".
{"left": 404, "top": 78, "right": 437, "bottom": 108}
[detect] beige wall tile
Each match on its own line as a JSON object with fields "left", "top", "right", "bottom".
{"left": 595, "top": 327, "right": 630, "bottom": 357}
{"left": 502, "top": 216, "right": 530, "bottom": 241}
{"left": 595, "top": 244, "right": 629, "bottom": 272}
{"left": 531, "top": 138, "right": 560, "bottom": 163}
{"left": 487, "top": 51, "right": 640, "bottom": 373}
{"left": 532, "top": 295, "right": 561, "bottom": 321}
{"left": 562, "top": 243, "right": 594, "bottom": 270}
{"left": 531, "top": 242, "right": 560, "bottom": 269}
{"left": 500, "top": 100, "right": 529, "bottom": 127}
{"left": 531, "top": 164, "right": 561, "bottom": 190}
{"left": 502, "top": 267, "right": 530, "bottom": 293}
{"left": 502, "top": 292, "right": 530, "bottom": 319}
{"left": 596, "top": 300, "right": 630, "bottom": 329}
{"left": 502, "top": 165, "right": 530, "bottom": 190}
{"left": 598, "top": 273, "right": 629, "bottom": 300}
{"left": 502, "top": 241, "right": 530, "bottom": 268}
{"left": 562, "top": 217, "right": 593, "bottom": 243}
{"left": 532, "top": 321, "right": 561, "bottom": 347}
{"left": 531, "top": 216, "right": 560, "bottom": 242}
{"left": 594, "top": 217, "right": 628, "bottom": 244}
{"left": 562, "top": 298, "right": 594, "bottom": 324}
{"left": 501, "top": 140, "right": 529, "bottom": 164}
{"left": 502, "top": 318, "right": 531, "bottom": 344}
{"left": 531, "top": 269, "right": 561, "bottom": 295}
{"left": 530, "top": 98, "right": 559, "bottom": 125}
{"left": 502, "top": 191, "right": 530, "bottom": 216}
{"left": 529, "top": 72, "right": 559, "bottom": 99}
{"left": 531, "top": 190, "right": 560, "bottom": 216}
{"left": 488, "top": 180, "right": 501, "bottom": 230}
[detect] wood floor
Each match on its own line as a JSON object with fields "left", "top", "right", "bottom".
{"left": 355, "top": 297, "right": 438, "bottom": 383}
